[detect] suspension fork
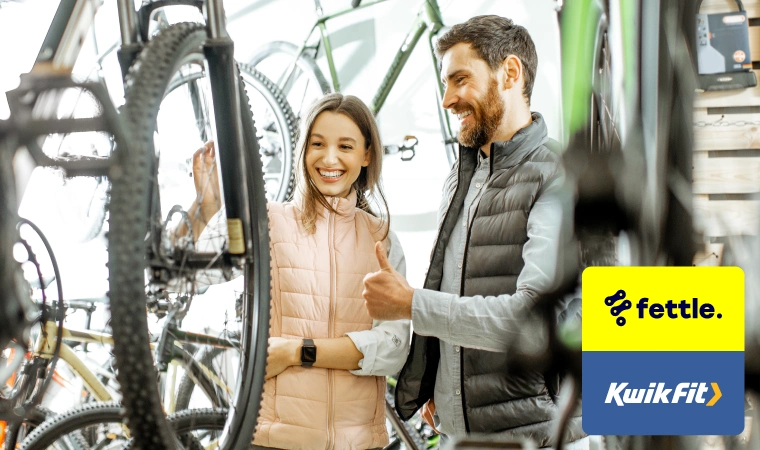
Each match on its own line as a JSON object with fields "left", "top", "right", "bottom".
{"left": 202, "top": 0, "right": 252, "bottom": 258}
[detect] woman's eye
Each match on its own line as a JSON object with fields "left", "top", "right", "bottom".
{"left": 310, "top": 142, "right": 322, "bottom": 147}
{"left": 340, "top": 145, "right": 353, "bottom": 150}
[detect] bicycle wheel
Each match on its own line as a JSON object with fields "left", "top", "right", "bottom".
{"left": 2, "top": 406, "right": 53, "bottom": 450}
{"left": 174, "top": 346, "right": 227, "bottom": 411}
{"left": 17, "top": 402, "right": 226, "bottom": 450}
{"left": 165, "top": 59, "right": 297, "bottom": 203}
{"left": 639, "top": 0, "right": 696, "bottom": 266}
{"left": 249, "top": 41, "right": 332, "bottom": 120}
{"left": 0, "top": 141, "right": 35, "bottom": 377}
{"left": 109, "top": 22, "right": 270, "bottom": 450}
{"left": 239, "top": 64, "right": 298, "bottom": 202}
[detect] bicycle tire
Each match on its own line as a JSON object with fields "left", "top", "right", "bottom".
{"left": 248, "top": 40, "right": 332, "bottom": 119}
{"left": 17, "top": 402, "right": 226, "bottom": 450}
{"left": 172, "top": 344, "right": 226, "bottom": 410}
{"left": 109, "top": 22, "right": 270, "bottom": 450}
{"left": 174, "top": 346, "right": 226, "bottom": 411}
{"left": 239, "top": 64, "right": 298, "bottom": 202}
{"left": 2, "top": 406, "right": 54, "bottom": 450}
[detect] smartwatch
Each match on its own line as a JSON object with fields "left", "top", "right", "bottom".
{"left": 301, "top": 338, "right": 317, "bottom": 367}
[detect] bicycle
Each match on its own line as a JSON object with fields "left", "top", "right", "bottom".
{"left": 1, "top": 293, "right": 240, "bottom": 449}
{"left": 248, "top": 0, "right": 459, "bottom": 165}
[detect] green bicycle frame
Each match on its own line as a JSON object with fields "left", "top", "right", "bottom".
{"left": 288, "top": 0, "right": 447, "bottom": 115}
{"left": 560, "top": 0, "right": 638, "bottom": 145}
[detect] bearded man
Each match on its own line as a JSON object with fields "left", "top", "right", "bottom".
{"left": 362, "top": 15, "right": 588, "bottom": 448}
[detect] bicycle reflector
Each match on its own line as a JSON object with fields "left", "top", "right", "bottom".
{"left": 696, "top": 0, "right": 757, "bottom": 90}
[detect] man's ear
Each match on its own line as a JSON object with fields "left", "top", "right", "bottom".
{"left": 501, "top": 55, "right": 523, "bottom": 91}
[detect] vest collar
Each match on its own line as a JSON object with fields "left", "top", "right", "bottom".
{"left": 458, "top": 112, "right": 548, "bottom": 171}
{"left": 293, "top": 186, "right": 358, "bottom": 219}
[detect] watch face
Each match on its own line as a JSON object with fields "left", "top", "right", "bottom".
{"left": 302, "top": 343, "right": 317, "bottom": 364}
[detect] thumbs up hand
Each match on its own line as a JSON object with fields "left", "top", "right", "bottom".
{"left": 362, "top": 241, "right": 414, "bottom": 320}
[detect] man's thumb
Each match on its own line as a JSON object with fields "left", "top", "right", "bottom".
{"left": 375, "top": 241, "right": 392, "bottom": 272}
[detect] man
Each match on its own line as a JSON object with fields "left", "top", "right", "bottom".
{"left": 363, "top": 15, "right": 586, "bottom": 448}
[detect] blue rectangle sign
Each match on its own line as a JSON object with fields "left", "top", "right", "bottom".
{"left": 582, "top": 351, "right": 744, "bottom": 435}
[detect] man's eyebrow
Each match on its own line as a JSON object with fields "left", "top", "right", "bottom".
{"left": 442, "top": 69, "right": 469, "bottom": 85}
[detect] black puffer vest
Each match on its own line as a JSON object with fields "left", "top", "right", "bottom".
{"left": 395, "top": 113, "right": 584, "bottom": 447}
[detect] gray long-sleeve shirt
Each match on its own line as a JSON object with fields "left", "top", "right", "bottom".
{"left": 411, "top": 151, "right": 565, "bottom": 436}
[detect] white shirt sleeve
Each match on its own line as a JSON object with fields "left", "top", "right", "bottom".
{"left": 345, "top": 230, "right": 411, "bottom": 376}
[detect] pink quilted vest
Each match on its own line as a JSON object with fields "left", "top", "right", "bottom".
{"left": 253, "top": 190, "right": 389, "bottom": 450}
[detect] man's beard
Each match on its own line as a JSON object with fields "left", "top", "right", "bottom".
{"left": 454, "top": 77, "right": 504, "bottom": 149}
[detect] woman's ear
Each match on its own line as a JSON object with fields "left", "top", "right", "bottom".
{"left": 362, "top": 147, "right": 371, "bottom": 167}
{"left": 502, "top": 55, "right": 522, "bottom": 91}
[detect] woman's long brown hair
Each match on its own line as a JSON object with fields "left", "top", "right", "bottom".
{"left": 292, "top": 93, "right": 390, "bottom": 240}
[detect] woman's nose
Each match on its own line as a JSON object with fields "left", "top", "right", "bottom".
{"left": 322, "top": 146, "right": 339, "bottom": 165}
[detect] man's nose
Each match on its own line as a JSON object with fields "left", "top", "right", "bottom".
{"left": 442, "top": 84, "right": 458, "bottom": 110}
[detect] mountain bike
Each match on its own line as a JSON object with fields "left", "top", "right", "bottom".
{"left": 248, "top": 0, "right": 459, "bottom": 165}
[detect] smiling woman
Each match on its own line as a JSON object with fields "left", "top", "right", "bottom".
{"left": 305, "top": 111, "right": 370, "bottom": 199}
{"left": 295, "top": 93, "right": 390, "bottom": 236}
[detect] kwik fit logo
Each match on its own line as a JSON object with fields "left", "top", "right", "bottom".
{"left": 582, "top": 267, "right": 744, "bottom": 436}
{"left": 606, "top": 289, "right": 724, "bottom": 327}
{"left": 605, "top": 382, "right": 722, "bottom": 406}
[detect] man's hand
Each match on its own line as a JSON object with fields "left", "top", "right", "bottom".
{"left": 265, "top": 337, "right": 300, "bottom": 379}
{"left": 362, "top": 241, "right": 414, "bottom": 320}
{"left": 421, "top": 399, "right": 439, "bottom": 434}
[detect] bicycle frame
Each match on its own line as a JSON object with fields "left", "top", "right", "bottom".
{"left": 31, "top": 319, "right": 237, "bottom": 404}
{"left": 283, "top": 0, "right": 453, "bottom": 126}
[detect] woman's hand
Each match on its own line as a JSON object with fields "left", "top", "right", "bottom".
{"left": 192, "top": 141, "right": 222, "bottom": 228}
{"left": 265, "top": 337, "right": 301, "bottom": 379}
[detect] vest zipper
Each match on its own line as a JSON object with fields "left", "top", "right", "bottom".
{"left": 458, "top": 165, "right": 493, "bottom": 433}
{"left": 326, "top": 197, "right": 338, "bottom": 450}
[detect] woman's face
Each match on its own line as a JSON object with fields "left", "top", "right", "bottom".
{"left": 305, "top": 111, "right": 370, "bottom": 199}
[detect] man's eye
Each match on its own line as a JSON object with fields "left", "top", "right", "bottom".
{"left": 456, "top": 77, "right": 465, "bottom": 84}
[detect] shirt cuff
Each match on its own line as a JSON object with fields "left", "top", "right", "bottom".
{"left": 345, "top": 330, "right": 377, "bottom": 376}
{"left": 411, "top": 288, "right": 457, "bottom": 340}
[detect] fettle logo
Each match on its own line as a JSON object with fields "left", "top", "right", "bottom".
{"left": 605, "top": 290, "right": 724, "bottom": 326}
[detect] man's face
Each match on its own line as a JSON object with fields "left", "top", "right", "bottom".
{"left": 440, "top": 43, "right": 505, "bottom": 149}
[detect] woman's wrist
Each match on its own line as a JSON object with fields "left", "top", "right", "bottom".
{"left": 289, "top": 339, "right": 303, "bottom": 366}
